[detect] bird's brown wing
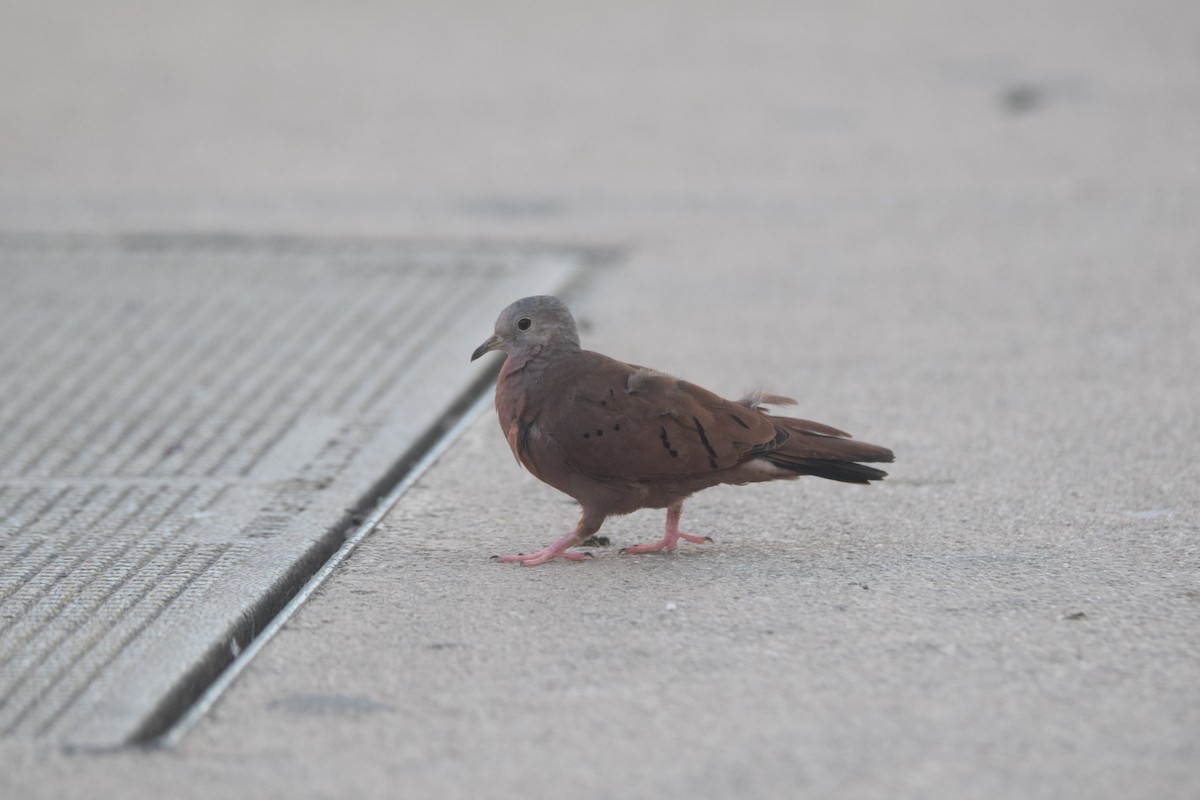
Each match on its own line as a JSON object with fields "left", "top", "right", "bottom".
{"left": 538, "top": 351, "right": 781, "bottom": 482}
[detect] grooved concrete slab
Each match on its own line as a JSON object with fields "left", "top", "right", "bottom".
{"left": 0, "top": 234, "right": 582, "bottom": 749}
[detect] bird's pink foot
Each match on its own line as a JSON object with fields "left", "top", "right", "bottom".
{"left": 491, "top": 531, "right": 592, "bottom": 566}
{"left": 620, "top": 530, "right": 711, "bottom": 555}
{"left": 620, "top": 504, "right": 711, "bottom": 555}
{"left": 492, "top": 549, "right": 592, "bottom": 565}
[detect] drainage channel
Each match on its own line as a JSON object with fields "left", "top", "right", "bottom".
{"left": 0, "top": 233, "right": 604, "bottom": 749}
{"left": 152, "top": 373, "right": 497, "bottom": 749}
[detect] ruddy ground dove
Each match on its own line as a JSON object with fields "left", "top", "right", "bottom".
{"left": 471, "top": 296, "right": 894, "bottom": 565}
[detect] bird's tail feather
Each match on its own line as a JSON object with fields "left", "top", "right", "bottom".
{"left": 762, "top": 416, "right": 894, "bottom": 484}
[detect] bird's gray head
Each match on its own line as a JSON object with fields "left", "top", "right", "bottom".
{"left": 471, "top": 295, "right": 582, "bottom": 362}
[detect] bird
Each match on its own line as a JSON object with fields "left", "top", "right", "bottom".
{"left": 470, "top": 295, "right": 894, "bottom": 565}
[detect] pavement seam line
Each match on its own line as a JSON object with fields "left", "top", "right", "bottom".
{"left": 149, "top": 381, "right": 497, "bottom": 749}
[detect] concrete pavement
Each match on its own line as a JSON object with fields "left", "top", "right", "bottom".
{"left": 1, "top": 0, "right": 1197, "bottom": 797}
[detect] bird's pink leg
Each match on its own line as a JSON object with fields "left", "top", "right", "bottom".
{"left": 620, "top": 503, "right": 711, "bottom": 555}
{"left": 492, "top": 515, "right": 602, "bottom": 566}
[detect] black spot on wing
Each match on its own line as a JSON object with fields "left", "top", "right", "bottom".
{"left": 660, "top": 427, "right": 680, "bottom": 458}
{"left": 692, "top": 417, "right": 723, "bottom": 471}
{"left": 519, "top": 421, "right": 535, "bottom": 456}
{"left": 692, "top": 417, "right": 719, "bottom": 459}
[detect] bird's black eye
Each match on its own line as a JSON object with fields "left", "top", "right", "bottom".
{"left": 517, "top": 317, "right": 532, "bottom": 331}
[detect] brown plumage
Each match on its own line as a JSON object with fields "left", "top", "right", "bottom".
{"left": 471, "top": 296, "right": 894, "bottom": 565}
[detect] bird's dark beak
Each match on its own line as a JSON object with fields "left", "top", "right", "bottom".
{"left": 471, "top": 334, "right": 503, "bottom": 362}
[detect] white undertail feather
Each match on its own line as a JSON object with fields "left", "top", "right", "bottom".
{"left": 737, "top": 390, "right": 798, "bottom": 411}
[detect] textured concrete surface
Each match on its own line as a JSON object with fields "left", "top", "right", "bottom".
{"left": 1, "top": 0, "right": 1198, "bottom": 798}
{"left": 0, "top": 235, "right": 580, "bottom": 747}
